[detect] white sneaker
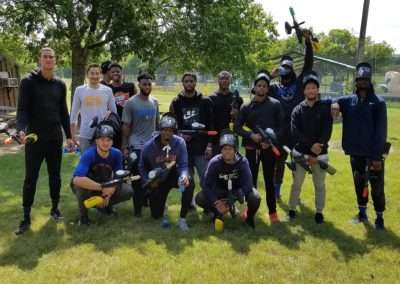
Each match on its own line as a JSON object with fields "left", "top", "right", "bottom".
{"left": 178, "top": 218, "right": 190, "bottom": 232}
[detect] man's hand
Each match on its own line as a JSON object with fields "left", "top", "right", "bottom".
{"left": 72, "top": 135, "right": 80, "bottom": 146}
{"left": 261, "top": 142, "right": 270, "bottom": 150}
{"left": 371, "top": 160, "right": 383, "bottom": 171}
{"left": 250, "top": 133, "right": 262, "bottom": 144}
{"left": 308, "top": 156, "right": 318, "bottom": 166}
{"left": 204, "top": 145, "right": 213, "bottom": 160}
{"left": 101, "top": 186, "right": 116, "bottom": 207}
{"left": 311, "top": 143, "right": 323, "bottom": 156}
{"left": 302, "top": 29, "right": 312, "bottom": 41}
{"left": 271, "top": 68, "right": 279, "bottom": 78}
{"left": 331, "top": 103, "right": 341, "bottom": 119}
{"left": 18, "top": 131, "right": 26, "bottom": 144}
{"left": 182, "top": 134, "right": 192, "bottom": 142}
{"left": 123, "top": 147, "right": 130, "bottom": 158}
{"left": 214, "top": 199, "right": 230, "bottom": 215}
{"left": 180, "top": 176, "right": 190, "bottom": 188}
{"left": 66, "top": 138, "right": 75, "bottom": 148}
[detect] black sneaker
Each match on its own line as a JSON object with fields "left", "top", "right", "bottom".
{"left": 375, "top": 217, "right": 385, "bottom": 230}
{"left": 97, "top": 206, "right": 116, "bottom": 216}
{"left": 50, "top": 208, "right": 63, "bottom": 221}
{"left": 245, "top": 216, "right": 255, "bottom": 229}
{"left": 15, "top": 219, "right": 31, "bottom": 235}
{"left": 315, "top": 212, "right": 324, "bottom": 224}
{"left": 288, "top": 210, "right": 296, "bottom": 221}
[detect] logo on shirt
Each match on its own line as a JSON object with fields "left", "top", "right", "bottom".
{"left": 182, "top": 107, "right": 200, "bottom": 126}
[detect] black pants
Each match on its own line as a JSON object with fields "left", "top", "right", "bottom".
{"left": 148, "top": 170, "right": 194, "bottom": 219}
{"left": 246, "top": 148, "right": 277, "bottom": 214}
{"left": 350, "top": 156, "right": 385, "bottom": 212}
{"left": 195, "top": 189, "right": 261, "bottom": 220}
{"left": 71, "top": 183, "right": 133, "bottom": 218}
{"left": 274, "top": 149, "right": 288, "bottom": 185}
{"left": 128, "top": 149, "right": 145, "bottom": 215}
{"left": 22, "top": 138, "right": 63, "bottom": 209}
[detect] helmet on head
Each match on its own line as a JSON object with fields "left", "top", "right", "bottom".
{"left": 302, "top": 71, "right": 320, "bottom": 88}
{"left": 159, "top": 113, "right": 177, "bottom": 130}
{"left": 219, "top": 130, "right": 237, "bottom": 149}
{"left": 95, "top": 124, "right": 114, "bottom": 139}
{"left": 355, "top": 62, "right": 372, "bottom": 81}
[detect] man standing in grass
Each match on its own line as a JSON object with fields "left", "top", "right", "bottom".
{"left": 235, "top": 72, "right": 283, "bottom": 223}
{"left": 332, "top": 62, "right": 388, "bottom": 230}
{"left": 169, "top": 72, "right": 214, "bottom": 209}
{"left": 121, "top": 72, "right": 160, "bottom": 217}
{"left": 209, "top": 71, "right": 243, "bottom": 156}
{"left": 15, "top": 47, "right": 74, "bottom": 235}
{"left": 287, "top": 71, "right": 333, "bottom": 224}
{"left": 70, "top": 64, "right": 117, "bottom": 153}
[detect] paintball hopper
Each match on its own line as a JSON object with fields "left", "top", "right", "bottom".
{"left": 84, "top": 196, "right": 105, "bottom": 209}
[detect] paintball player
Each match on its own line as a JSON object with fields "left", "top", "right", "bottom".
{"left": 209, "top": 71, "right": 243, "bottom": 156}
{"left": 269, "top": 30, "right": 314, "bottom": 200}
{"left": 234, "top": 72, "right": 283, "bottom": 223}
{"left": 15, "top": 47, "right": 74, "bottom": 235}
{"left": 139, "top": 113, "right": 192, "bottom": 231}
{"left": 71, "top": 124, "right": 133, "bottom": 225}
{"left": 121, "top": 72, "right": 160, "bottom": 217}
{"left": 70, "top": 64, "right": 117, "bottom": 153}
{"left": 288, "top": 71, "right": 333, "bottom": 224}
{"left": 195, "top": 130, "right": 261, "bottom": 230}
{"left": 169, "top": 72, "right": 214, "bottom": 207}
{"left": 332, "top": 62, "right": 388, "bottom": 230}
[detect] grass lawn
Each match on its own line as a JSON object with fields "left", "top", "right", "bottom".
{"left": 0, "top": 87, "right": 399, "bottom": 283}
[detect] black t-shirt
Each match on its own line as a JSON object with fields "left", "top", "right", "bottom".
{"left": 209, "top": 90, "right": 243, "bottom": 133}
{"left": 109, "top": 82, "right": 136, "bottom": 117}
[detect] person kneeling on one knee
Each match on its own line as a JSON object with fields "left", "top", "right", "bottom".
{"left": 71, "top": 124, "right": 133, "bottom": 225}
{"left": 195, "top": 130, "right": 261, "bottom": 230}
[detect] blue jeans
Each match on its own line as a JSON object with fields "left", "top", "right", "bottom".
{"left": 188, "top": 154, "right": 208, "bottom": 191}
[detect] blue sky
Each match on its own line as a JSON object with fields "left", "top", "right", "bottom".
{"left": 257, "top": 0, "right": 400, "bottom": 52}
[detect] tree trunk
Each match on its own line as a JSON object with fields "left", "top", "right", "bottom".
{"left": 70, "top": 44, "right": 89, "bottom": 106}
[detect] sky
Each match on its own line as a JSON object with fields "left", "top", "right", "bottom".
{"left": 256, "top": 0, "right": 400, "bottom": 53}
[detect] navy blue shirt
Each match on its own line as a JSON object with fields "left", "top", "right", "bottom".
{"left": 203, "top": 153, "right": 253, "bottom": 203}
{"left": 337, "top": 92, "right": 387, "bottom": 160}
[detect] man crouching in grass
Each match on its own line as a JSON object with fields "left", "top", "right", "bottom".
{"left": 71, "top": 124, "right": 133, "bottom": 225}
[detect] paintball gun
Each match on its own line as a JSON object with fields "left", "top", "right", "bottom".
{"left": 256, "top": 126, "right": 281, "bottom": 157}
{"left": 218, "top": 172, "right": 244, "bottom": 218}
{"left": 0, "top": 122, "right": 38, "bottom": 145}
{"left": 284, "top": 7, "right": 319, "bottom": 50}
{"left": 178, "top": 122, "right": 218, "bottom": 136}
{"left": 84, "top": 169, "right": 140, "bottom": 208}
{"left": 144, "top": 161, "right": 176, "bottom": 189}
{"left": 283, "top": 146, "right": 336, "bottom": 175}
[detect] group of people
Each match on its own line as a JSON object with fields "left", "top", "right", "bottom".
{"left": 14, "top": 33, "right": 388, "bottom": 235}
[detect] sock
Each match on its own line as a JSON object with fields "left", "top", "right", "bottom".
{"left": 358, "top": 206, "right": 367, "bottom": 216}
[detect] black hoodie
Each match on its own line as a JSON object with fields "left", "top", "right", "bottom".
{"left": 16, "top": 70, "right": 71, "bottom": 141}
{"left": 169, "top": 91, "right": 214, "bottom": 155}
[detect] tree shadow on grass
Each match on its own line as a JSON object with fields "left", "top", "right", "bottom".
{"left": 278, "top": 202, "right": 369, "bottom": 261}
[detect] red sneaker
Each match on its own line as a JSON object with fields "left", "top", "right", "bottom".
{"left": 269, "top": 212, "right": 280, "bottom": 223}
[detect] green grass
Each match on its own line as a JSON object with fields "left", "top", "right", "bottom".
{"left": 0, "top": 91, "right": 400, "bottom": 283}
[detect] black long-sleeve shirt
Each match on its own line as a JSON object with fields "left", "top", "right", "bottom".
{"left": 169, "top": 91, "right": 214, "bottom": 155}
{"left": 234, "top": 96, "right": 283, "bottom": 149}
{"left": 16, "top": 70, "right": 71, "bottom": 141}
{"left": 291, "top": 100, "right": 332, "bottom": 155}
{"left": 270, "top": 38, "right": 314, "bottom": 147}
{"left": 209, "top": 90, "right": 243, "bottom": 132}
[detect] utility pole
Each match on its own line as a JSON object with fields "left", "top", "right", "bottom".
{"left": 356, "top": 0, "right": 370, "bottom": 63}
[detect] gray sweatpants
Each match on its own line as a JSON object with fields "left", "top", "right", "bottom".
{"left": 71, "top": 183, "right": 133, "bottom": 218}
{"left": 79, "top": 137, "right": 92, "bottom": 154}
{"left": 288, "top": 155, "right": 328, "bottom": 213}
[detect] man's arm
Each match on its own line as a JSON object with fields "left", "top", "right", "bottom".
{"left": 107, "top": 88, "right": 117, "bottom": 114}
{"left": 318, "top": 103, "right": 333, "bottom": 147}
{"left": 16, "top": 78, "right": 31, "bottom": 132}
{"left": 372, "top": 100, "right": 388, "bottom": 160}
{"left": 291, "top": 106, "right": 312, "bottom": 149}
{"left": 121, "top": 102, "right": 133, "bottom": 150}
{"left": 60, "top": 82, "right": 72, "bottom": 139}
{"left": 299, "top": 34, "right": 314, "bottom": 79}
{"left": 203, "top": 161, "right": 219, "bottom": 204}
{"left": 70, "top": 88, "right": 81, "bottom": 141}
{"left": 234, "top": 104, "right": 252, "bottom": 139}
{"left": 239, "top": 158, "right": 254, "bottom": 196}
{"left": 176, "top": 138, "right": 189, "bottom": 179}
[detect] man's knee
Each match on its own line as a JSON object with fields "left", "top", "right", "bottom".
{"left": 195, "top": 191, "right": 208, "bottom": 208}
{"left": 246, "top": 189, "right": 261, "bottom": 208}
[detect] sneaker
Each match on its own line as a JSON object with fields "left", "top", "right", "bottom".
{"left": 178, "top": 218, "right": 190, "bottom": 232}
{"left": 15, "top": 219, "right": 31, "bottom": 235}
{"left": 351, "top": 212, "right": 368, "bottom": 224}
{"left": 245, "top": 216, "right": 255, "bottom": 229}
{"left": 269, "top": 212, "right": 280, "bottom": 223}
{"left": 288, "top": 210, "right": 296, "bottom": 221}
{"left": 203, "top": 210, "right": 215, "bottom": 222}
{"left": 214, "top": 218, "right": 224, "bottom": 233}
{"left": 50, "top": 208, "right": 63, "bottom": 221}
{"left": 97, "top": 206, "right": 116, "bottom": 216}
{"left": 161, "top": 216, "right": 171, "bottom": 229}
{"left": 315, "top": 212, "right": 324, "bottom": 224}
{"left": 375, "top": 217, "right": 385, "bottom": 230}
